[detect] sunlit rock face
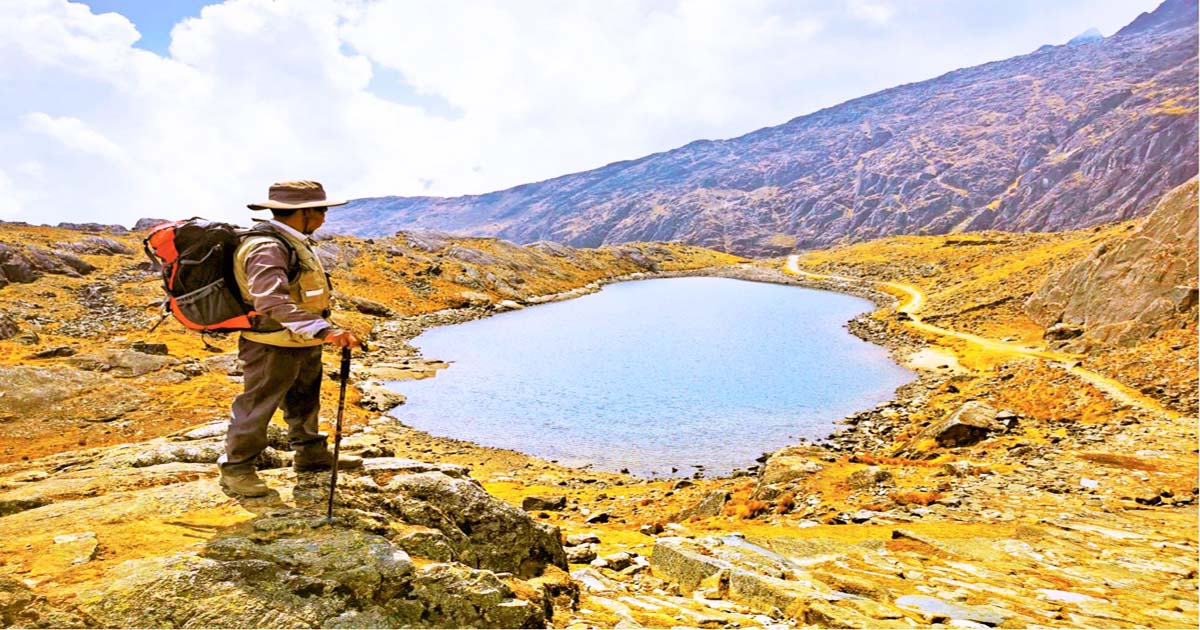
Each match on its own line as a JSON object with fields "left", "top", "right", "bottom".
{"left": 1026, "top": 177, "right": 1198, "bottom": 348}
{"left": 329, "top": 0, "right": 1198, "bottom": 256}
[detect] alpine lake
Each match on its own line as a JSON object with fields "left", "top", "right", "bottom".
{"left": 386, "top": 277, "right": 914, "bottom": 477}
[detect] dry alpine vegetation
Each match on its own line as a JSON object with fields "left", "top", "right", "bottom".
{"left": 0, "top": 180, "right": 1195, "bottom": 629}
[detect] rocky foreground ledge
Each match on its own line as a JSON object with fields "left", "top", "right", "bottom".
{"left": 0, "top": 417, "right": 575, "bottom": 628}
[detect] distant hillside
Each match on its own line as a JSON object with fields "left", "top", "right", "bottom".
{"left": 327, "top": 0, "right": 1198, "bottom": 256}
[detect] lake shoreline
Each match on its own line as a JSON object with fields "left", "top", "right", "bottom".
{"left": 359, "top": 261, "right": 936, "bottom": 479}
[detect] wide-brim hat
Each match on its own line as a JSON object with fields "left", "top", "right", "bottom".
{"left": 248, "top": 180, "right": 347, "bottom": 210}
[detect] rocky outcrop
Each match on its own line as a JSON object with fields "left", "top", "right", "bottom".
{"left": 0, "top": 242, "right": 101, "bottom": 286}
{"left": 1026, "top": 177, "right": 1199, "bottom": 347}
{"left": 0, "top": 365, "right": 147, "bottom": 424}
{"left": 0, "top": 313, "right": 18, "bottom": 341}
{"left": 73, "top": 517, "right": 543, "bottom": 629}
{"left": 0, "top": 418, "right": 568, "bottom": 628}
{"left": 328, "top": 0, "right": 1198, "bottom": 255}
{"left": 54, "top": 237, "right": 134, "bottom": 257}
{"left": 55, "top": 222, "right": 128, "bottom": 235}
{"left": 0, "top": 576, "right": 87, "bottom": 628}
{"left": 132, "top": 218, "right": 169, "bottom": 231}
{"left": 385, "top": 472, "right": 568, "bottom": 578}
{"left": 894, "top": 401, "right": 1007, "bottom": 457}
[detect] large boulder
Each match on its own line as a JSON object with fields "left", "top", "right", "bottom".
{"left": 73, "top": 518, "right": 542, "bottom": 629}
{"left": 894, "top": 401, "right": 1006, "bottom": 457}
{"left": 1026, "top": 178, "right": 1199, "bottom": 347}
{"left": 68, "top": 349, "right": 179, "bottom": 378}
{"left": 356, "top": 382, "right": 406, "bottom": 412}
{"left": 348, "top": 295, "right": 394, "bottom": 317}
{"left": 0, "top": 242, "right": 39, "bottom": 284}
{"left": 384, "top": 472, "right": 567, "bottom": 578}
{"left": 0, "top": 312, "right": 19, "bottom": 340}
{"left": 677, "top": 490, "right": 730, "bottom": 520}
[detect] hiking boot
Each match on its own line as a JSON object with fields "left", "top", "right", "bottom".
{"left": 219, "top": 468, "right": 270, "bottom": 497}
{"left": 293, "top": 445, "right": 363, "bottom": 472}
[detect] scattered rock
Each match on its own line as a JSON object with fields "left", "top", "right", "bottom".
{"left": 584, "top": 511, "right": 611, "bottom": 524}
{"left": 895, "top": 401, "right": 1006, "bottom": 456}
{"left": 565, "top": 533, "right": 600, "bottom": 546}
{"left": 639, "top": 522, "right": 664, "bottom": 536}
{"left": 678, "top": 490, "right": 730, "bottom": 520}
{"left": 942, "top": 461, "right": 976, "bottom": 477}
{"left": 30, "top": 346, "right": 75, "bottom": 358}
{"left": 355, "top": 382, "right": 406, "bottom": 412}
{"left": 130, "top": 341, "right": 170, "bottom": 356}
{"left": 565, "top": 543, "right": 598, "bottom": 564}
{"left": 0, "top": 312, "right": 19, "bottom": 340}
{"left": 455, "top": 290, "right": 493, "bottom": 307}
{"left": 12, "top": 329, "right": 40, "bottom": 345}
{"left": 758, "top": 451, "right": 824, "bottom": 485}
{"left": 847, "top": 466, "right": 894, "bottom": 489}
{"left": 593, "top": 551, "right": 635, "bottom": 571}
{"left": 522, "top": 495, "right": 567, "bottom": 512}
{"left": 349, "top": 296, "right": 394, "bottom": 317}
{"left": 68, "top": 349, "right": 179, "bottom": 378}
{"left": 201, "top": 353, "right": 242, "bottom": 376}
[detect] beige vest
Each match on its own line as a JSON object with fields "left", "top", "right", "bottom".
{"left": 233, "top": 228, "right": 331, "bottom": 347}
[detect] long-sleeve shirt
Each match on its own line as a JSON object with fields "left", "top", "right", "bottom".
{"left": 240, "top": 220, "right": 331, "bottom": 340}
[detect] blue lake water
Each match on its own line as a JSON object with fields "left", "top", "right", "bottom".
{"left": 387, "top": 277, "right": 913, "bottom": 477}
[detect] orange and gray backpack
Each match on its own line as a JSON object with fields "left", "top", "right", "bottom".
{"left": 143, "top": 219, "right": 297, "bottom": 334}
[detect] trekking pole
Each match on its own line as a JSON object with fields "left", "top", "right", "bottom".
{"left": 326, "top": 346, "right": 352, "bottom": 520}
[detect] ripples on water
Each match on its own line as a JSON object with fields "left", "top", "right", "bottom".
{"left": 387, "top": 277, "right": 913, "bottom": 477}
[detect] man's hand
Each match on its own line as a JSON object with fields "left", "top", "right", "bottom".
{"left": 323, "top": 328, "right": 361, "bottom": 349}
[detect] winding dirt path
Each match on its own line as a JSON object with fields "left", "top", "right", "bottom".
{"left": 784, "top": 255, "right": 1180, "bottom": 420}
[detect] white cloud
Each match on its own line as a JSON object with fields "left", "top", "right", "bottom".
{"left": 0, "top": 0, "right": 1164, "bottom": 228}
{"left": 22, "top": 113, "right": 130, "bottom": 164}
{"left": 847, "top": 0, "right": 894, "bottom": 25}
{"left": 0, "top": 170, "right": 19, "bottom": 216}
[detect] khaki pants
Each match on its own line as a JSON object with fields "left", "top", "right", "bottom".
{"left": 222, "top": 337, "right": 324, "bottom": 472}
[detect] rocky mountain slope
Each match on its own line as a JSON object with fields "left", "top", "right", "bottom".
{"left": 327, "top": 0, "right": 1198, "bottom": 256}
{"left": 1026, "top": 177, "right": 1198, "bottom": 348}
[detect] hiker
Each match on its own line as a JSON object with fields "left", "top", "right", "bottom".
{"left": 217, "top": 180, "right": 363, "bottom": 497}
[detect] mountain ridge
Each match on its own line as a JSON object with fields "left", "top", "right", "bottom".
{"left": 327, "top": 0, "right": 1197, "bottom": 255}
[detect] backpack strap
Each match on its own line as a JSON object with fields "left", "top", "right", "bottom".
{"left": 240, "top": 229, "right": 301, "bottom": 281}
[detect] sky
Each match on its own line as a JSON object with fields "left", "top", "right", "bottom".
{"left": 1, "top": 0, "right": 1163, "bottom": 228}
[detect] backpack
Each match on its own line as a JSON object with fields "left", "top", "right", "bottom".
{"left": 143, "top": 218, "right": 297, "bottom": 334}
